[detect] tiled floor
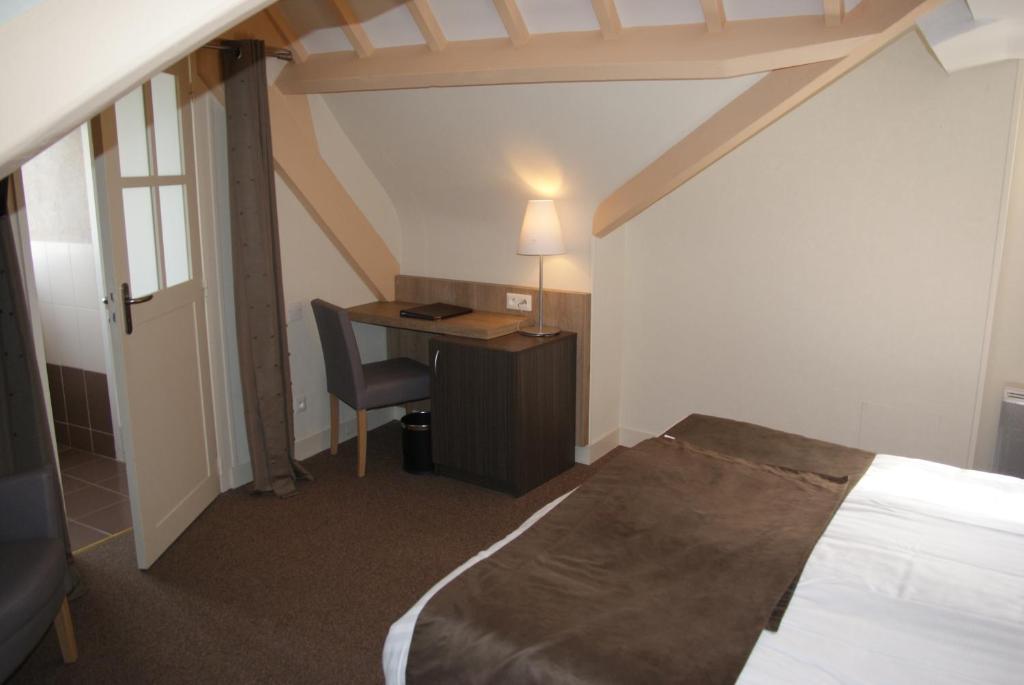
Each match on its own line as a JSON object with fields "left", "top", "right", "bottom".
{"left": 58, "top": 445, "right": 132, "bottom": 552}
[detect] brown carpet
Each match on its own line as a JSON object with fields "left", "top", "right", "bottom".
{"left": 9, "top": 422, "right": 614, "bottom": 684}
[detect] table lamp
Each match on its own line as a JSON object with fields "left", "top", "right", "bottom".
{"left": 517, "top": 199, "right": 565, "bottom": 337}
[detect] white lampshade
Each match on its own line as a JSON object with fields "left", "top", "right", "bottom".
{"left": 517, "top": 199, "right": 565, "bottom": 256}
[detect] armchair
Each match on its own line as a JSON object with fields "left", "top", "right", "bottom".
{"left": 0, "top": 468, "right": 77, "bottom": 680}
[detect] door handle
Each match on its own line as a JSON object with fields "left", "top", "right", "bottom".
{"left": 433, "top": 349, "right": 440, "bottom": 374}
{"left": 121, "top": 282, "right": 153, "bottom": 335}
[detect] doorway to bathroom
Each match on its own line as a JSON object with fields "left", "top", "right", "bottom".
{"left": 20, "top": 126, "right": 131, "bottom": 553}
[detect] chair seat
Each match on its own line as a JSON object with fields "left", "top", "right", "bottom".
{"left": 363, "top": 357, "right": 430, "bottom": 409}
{"left": 0, "top": 539, "right": 65, "bottom": 642}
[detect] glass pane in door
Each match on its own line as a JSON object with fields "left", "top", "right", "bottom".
{"left": 159, "top": 185, "right": 190, "bottom": 287}
{"left": 151, "top": 73, "right": 183, "bottom": 176}
{"left": 122, "top": 187, "right": 160, "bottom": 295}
{"left": 114, "top": 87, "right": 150, "bottom": 177}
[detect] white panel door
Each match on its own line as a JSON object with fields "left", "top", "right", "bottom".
{"left": 92, "top": 58, "right": 219, "bottom": 569}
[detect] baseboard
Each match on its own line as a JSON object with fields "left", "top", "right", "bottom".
{"left": 618, "top": 427, "right": 655, "bottom": 448}
{"left": 227, "top": 461, "right": 253, "bottom": 491}
{"left": 574, "top": 428, "right": 621, "bottom": 465}
{"left": 294, "top": 406, "right": 403, "bottom": 461}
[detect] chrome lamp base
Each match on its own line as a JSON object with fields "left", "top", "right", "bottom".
{"left": 518, "top": 325, "right": 560, "bottom": 337}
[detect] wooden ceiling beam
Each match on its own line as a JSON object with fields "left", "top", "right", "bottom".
{"left": 492, "top": 0, "right": 530, "bottom": 47}
{"left": 331, "top": 0, "right": 375, "bottom": 58}
{"left": 699, "top": 0, "right": 726, "bottom": 33}
{"left": 277, "top": 13, "right": 892, "bottom": 94}
{"left": 265, "top": 5, "right": 308, "bottom": 63}
{"left": 591, "top": 0, "right": 622, "bottom": 40}
{"left": 407, "top": 0, "right": 447, "bottom": 52}
{"left": 592, "top": 0, "right": 945, "bottom": 237}
{"left": 824, "top": 0, "right": 846, "bottom": 27}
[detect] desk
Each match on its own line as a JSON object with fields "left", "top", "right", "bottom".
{"left": 347, "top": 301, "right": 576, "bottom": 495}
{"left": 347, "top": 301, "right": 525, "bottom": 340}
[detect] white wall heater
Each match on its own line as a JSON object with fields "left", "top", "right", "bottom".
{"left": 995, "top": 386, "right": 1024, "bottom": 478}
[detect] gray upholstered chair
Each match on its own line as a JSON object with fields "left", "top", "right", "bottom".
{"left": 312, "top": 299, "right": 430, "bottom": 477}
{"left": 0, "top": 468, "right": 77, "bottom": 680}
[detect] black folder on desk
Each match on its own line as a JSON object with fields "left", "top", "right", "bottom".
{"left": 400, "top": 302, "right": 473, "bottom": 321}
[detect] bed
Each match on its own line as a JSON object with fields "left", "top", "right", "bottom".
{"left": 383, "top": 416, "right": 1024, "bottom": 684}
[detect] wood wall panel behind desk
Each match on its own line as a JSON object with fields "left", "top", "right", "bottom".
{"left": 391, "top": 275, "right": 591, "bottom": 446}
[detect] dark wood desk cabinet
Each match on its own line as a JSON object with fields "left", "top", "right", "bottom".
{"left": 429, "top": 332, "right": 576, "bottom": 496}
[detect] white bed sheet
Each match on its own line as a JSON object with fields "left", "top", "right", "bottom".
{"left": 383, "top": 455, "right": 1024, "bottom": 684}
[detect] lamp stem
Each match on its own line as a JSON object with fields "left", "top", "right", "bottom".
{"left": 518, "top": 254, "right": 559, "bottom": 336}
{"left": 538, "top": 254, "right": 545, "bottom": 333}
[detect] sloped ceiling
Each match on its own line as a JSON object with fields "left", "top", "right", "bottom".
{"left": 0, "top": 0, "right": 273, "bottom": 178}
{"left": 323, "top": 75, "right": 761, "bottom": 290}
{"left": 920, "top": 0, "right": 1024, "bottom": 72}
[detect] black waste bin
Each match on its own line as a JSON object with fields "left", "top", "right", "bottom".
{"left": 401, "top": 411, "right": 433, "bottom": 474}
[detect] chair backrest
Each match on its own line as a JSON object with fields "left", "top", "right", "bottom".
{"left": 311, "top": 299, "right": 366, "bottom": 408}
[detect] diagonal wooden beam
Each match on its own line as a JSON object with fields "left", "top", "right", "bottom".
{"left": 200, "top": 13, "right": 398, "bottom": 300}
{"left": 593, "top": 0, "right": 945, "bottom": 237}
{"left": 699, "top": 0, "right": 726, "bottom": 33}
{"left": 824, "top": 0, "right": 846, "bottom": 27}
{"left": 407, "top": 0, "right": 447, "bottom": 52}
{"left": 278, "top": 12, "right": 898, "bottom": 94}
{"left": 266, "top": 89, "right": 397, "bottom": 300}
{"left": 265, "top": 4, "right": 309, "bottom": 63}
{"left": 591, "top": 0, "right": 622, "bottom": 40}
{"left": 492, "top": 0, "right": 530, "bottom": 47}
{"left": 331, "top": 0, "right": 375, "bottom": 58}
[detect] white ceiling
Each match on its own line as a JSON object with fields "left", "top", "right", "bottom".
{"left": 280, "top": 0, "right": 867, "bottom": 55}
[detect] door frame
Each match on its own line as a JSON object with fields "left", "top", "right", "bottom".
{"left": 187, "top": 63, "right": 250, "bottom": 491}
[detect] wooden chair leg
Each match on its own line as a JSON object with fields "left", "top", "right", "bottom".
{"left": 357, "top": 409, "right": 367, "bottom": 477}
{"left": 53, "top": 596, "right": 78, "bottom": 664}
{"left": 329, "top": 395, "right": 339, "bottom": 456}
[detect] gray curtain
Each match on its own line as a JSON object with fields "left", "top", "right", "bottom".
{"left": 0, "top": 175, "right": 72, "bottom": 560}
{"left": 221, "top": 40, "right": 309, "bottom": 497}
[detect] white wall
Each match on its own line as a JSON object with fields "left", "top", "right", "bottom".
{"left": 276, "top": 173, "right": 398, "bottom": 460}
{"left": 975, "top": 66, "right": 1024, "bottom": 472}
{"left": 324, "top": 77, "right": 762, "bottom": 294}
{"left": 21, "top": 128, "right": 106, "bottom": 374}
{"left": 199, "top": 73, "right": 403, "bottom": 488}
{"left": 620, "top": 34, "right": 1019, "bottom": 467}
{"left": 324, "top": 35, "right": 1024, "bottom": 467}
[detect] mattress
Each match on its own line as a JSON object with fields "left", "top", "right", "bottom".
{"left": 383, "top": 454, "right": 1024, "bottom": 684}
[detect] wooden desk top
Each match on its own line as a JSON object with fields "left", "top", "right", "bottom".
{"left": 347, "top": 301, "right": 526, "bottom": 340}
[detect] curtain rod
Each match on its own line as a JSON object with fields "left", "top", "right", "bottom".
{"left": 202, "top": 42, "right": 293, "bottom": 62}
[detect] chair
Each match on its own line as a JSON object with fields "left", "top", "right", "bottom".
{"left": 0, "top": 468, "right": 78, "bottom": 680}
{"left": 312, "top": 299, "right": 430, "bottom": 477}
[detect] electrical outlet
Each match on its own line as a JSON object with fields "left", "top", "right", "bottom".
{"left": 296, "top": 396, "right": 307, "bottom": 412}
{"left": 287, "top": 302, "right": 304, "bottom": 324}
{"left": 506, "top": 293, "right": 532, "bottom": 312}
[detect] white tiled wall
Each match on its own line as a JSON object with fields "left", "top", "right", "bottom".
{"left": 31, "top": 240, "right": 107, "bottom": 373}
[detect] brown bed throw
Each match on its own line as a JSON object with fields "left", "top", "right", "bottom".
{"left": 668, "top": 414, "right": 875, "bottom": 630}
{"left": 665, "top": 414, "right": 874, "bottom": 489}
{"left": 407, "top": 437, "right": 850, "bottom": 685}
